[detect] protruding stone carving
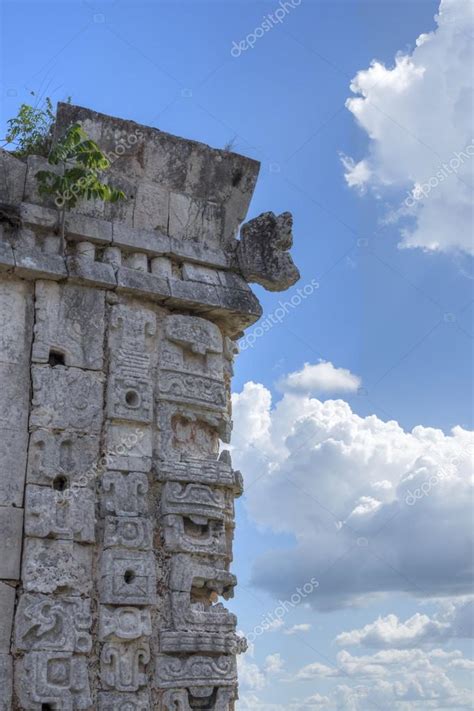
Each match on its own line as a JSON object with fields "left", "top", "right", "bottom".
{"left": 32, "top": 281, "right": 105, "bottom": 370}
{"left": 100, "top": 640, "right": 150, "bottom": 691}
{"left": 24, "top": 485, "right": 95, "bottom": 542}
{"left": 155, "top": 654, "right": 237, "bottom": 688}
{"left": 156, "top": 453, "right": 243, "bottom": 496}
{"left": 236, "top": 211, "right": 300, "bottom": 291}
{"left": 161, "top": 481, "right": 226, "bottom": 519}
{"left": 99, "top": 606, "right": 152, "bottom": 641}
{"left": 30, "top": 365, "right": 104, "bottom": 432}
{"left": 15, "top": 595, "right": 92, "bottom": 652}
{"left": 100, "top": 550, "right": 157, "bottom": 605}
{"left": 169, "top": 555, "right": 236, "bottom": 631}
{"left": 161, "top": 687, "right": 236, "bottom": 711}
{"left": 161, "top": 513, "right": 227, "bottom": 558}
{"left": 101, "top": 471, "right": 149, "bottom": 517}
{"left": 159, "top": 631, "right": 246, "bottom": 655}
{"left": 15, "top": 651, "right": 92, "bottom": 710}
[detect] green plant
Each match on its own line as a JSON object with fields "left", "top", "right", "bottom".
{"left": 1, "top": 94, "right": 69, "bottom": 158}
{"left": 36, "top": 122, "right": 126, "bottom": 237}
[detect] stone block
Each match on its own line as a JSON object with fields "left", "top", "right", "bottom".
{"left": 0, "top": 363, "right": 30, "bottom": 430}
{"left": 15, "top": 651, "right": 92, "bottom": 710}
{"left": 32, "top": 281, "right": 105, "bottom": 370}
{"left": 104, "top": 516, "right": 153, "bottom": 550}
{"left": 0, "top": 149, "right": 27, "bottom": 204}
{"left": 26, "top": 428, "right": 101, "bottom": 488}
{"left": 133, "top": 180, "right": 169, "bottom": 232}
{"left": 99, "top": 606, "right": 152, "bottom": 642}
{"left": 98, "top": 690, "right": 151, "bottom": 710}
{"left": 65, "top": 254, "right": 116, "bottom": 287}
{"left": 100, "top": 549, "right": 156, "bottom": 605}
{"left": 19, "top": 202, "right": 58, "bottom": 229}
{"left": 24, "top": 485, "right": 96, "bottom": 542}
{"left": 168, "top": 235, "right": 229, "bottom": 269}
{"left": 157, "top": 404, "right": 222, "bottom": 460}
{"left": 0, "top": 278, "right": 34, "bottom": 365}
{"left": 155, "top": 654, "right": 237, "bottom": 689}
{"left": 104, "top": 423, "right": 152, "bottom": 473}
{"left": 14, "top": 247, "right": 68, "bottom": 280}
{"left": 157, "top": 369, "right": 227, "bottom": 413}
{"left": 0, "top": 654, "right": 12, "bottom": 711}
{"left": 182, "top": 262, "right": 220, "bottom": 285}
{"left": 113, "top": 222, "right": 170, "bottom": 255}
{"left": 0, "top": 427, "right": 29, "bottom": 506}
{"left": 30, "top": 364, "right": 104, "bottom": 432}
{"left": 14, "top": 594, "right": 92, "bottom": 653}
{"left": 65, "top": 212, "right": 112, "bottom": 244}
{"left": 22, "top": 539, "right": 93, "bottom": 595}
{"left": 23, "top": 154, "right": 62, "bottom": 206}
{"left": 100, "top": 639, "right": 150, "bottom": 691}
{"left": 0, "top": 506, "right": 23, "bottom": 579}
{"left": 0, "top": 582, "right": 15, "bottom": 652}
{"left": 169, "top": 192, "right": 223, "bottom": 248}
{"left": 101, "top": 471, "right": 149, "bottom": 517}
{"left": 0, "top": 238, "right": 15, "bottom": 271}
{"left": 116, "top": 266, "right": 170, "bottom": 301}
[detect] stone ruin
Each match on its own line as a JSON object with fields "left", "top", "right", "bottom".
{"left": 0, "top": 103, "right": 299, "bottom": 710}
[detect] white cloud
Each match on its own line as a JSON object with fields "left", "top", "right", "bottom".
{"left": 295, "top": 647, "right": 473, "bottom": 709}
{"left": 264, "top": 653, "right": 284, "bottom": 675}
{"left": 335, "top": 599, "right": 474, "bottom": 648}
{"left": 284, "top": 623, "right": 312, "bottom": 635}
{"left": 342, "top": 0, "right": 474, "bottom": 255}
{"left": 231, "top": 381, "right": 474, "bottom": 610}
{"left": 278, "top": 361, "right": 361, "bottom": 395}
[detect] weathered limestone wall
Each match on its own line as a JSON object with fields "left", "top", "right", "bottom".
{"left": 0, "top": 104, "right": 299, "bottom": 710}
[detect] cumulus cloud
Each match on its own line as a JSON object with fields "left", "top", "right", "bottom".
{"left": 231, "top": 381, "right": 474, "bottom": 610}
{"left": 294, "top": 647, "right": 473, "bottom": 710}
{"left": 342, "top": 0, "right": 474, "bottom": 255}
{"left": 284, "top": 623, "right": 312, "bottom": 635}
{"left": 278, "top": 361, "right": 361, "bottom": 395}
{"left": 335, "top": 599, "right": 474, "bottom": 648}
{"left": 264, "top": 653, "right": 285, "bottom": 675}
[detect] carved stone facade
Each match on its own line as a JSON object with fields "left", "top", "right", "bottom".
{"left": 0, "top": 103, "right": 299, "bottom": 709}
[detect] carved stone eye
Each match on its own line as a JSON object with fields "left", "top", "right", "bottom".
{"left": 123, "top": 569, "right": 136, "bottom": 584}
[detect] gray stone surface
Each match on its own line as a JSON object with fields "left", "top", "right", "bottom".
{"left": 15, "top": 651, "right": 92, "bottom": 710}
{"left": 26, "top": 428, "right": 101, "bottom": 488}
{"left": 101, "top": 471, "right": 149, "bottom": 517}
{"left": 0, "top": 426, "right": 29, "bottom": 506}
{"left": 98, "top": 690, "right": 151, "bottom": 710}
{"left": 100, "top": 639, "right": 150, "bottom": 691}
{"left": 0, "top": 149, "right": 26, "bottom": 204}
{"left": 30, "top": 364, "right": 104, "bottom": 432}
{"left": 104, "top": 515, "right": 153, "bottom": 550}
{"left": 0, "top": 654, "right": 12, "bottom": 711}
{"left": 0, "top": 582, "right": 15, "bottom": 652}
{"left": 99, "top": 606, "right": 152, "bottom": 641}
{"left": 24, "top": 485, "right": 96, "bottom": 542}
{"left": 155, "top": 653, "right": 237, "bottom": 688}
{"left": 0, "top": 506, "right": 24, "bottom": 579}
{"left": 100, "top": 549, "right": 157, "bottom": 605}
{"left": 32, "top": 281, "right": 105, "bottom": 370}
{"left": 22, "top": 539, "right": 93, "bottom": 595}
{"left": 14, "top": 594, "right": 92, "bottom": 652}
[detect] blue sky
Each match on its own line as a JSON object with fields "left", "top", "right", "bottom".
{"left": 2, "top": 0, "right": 472, "bottom": 708}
